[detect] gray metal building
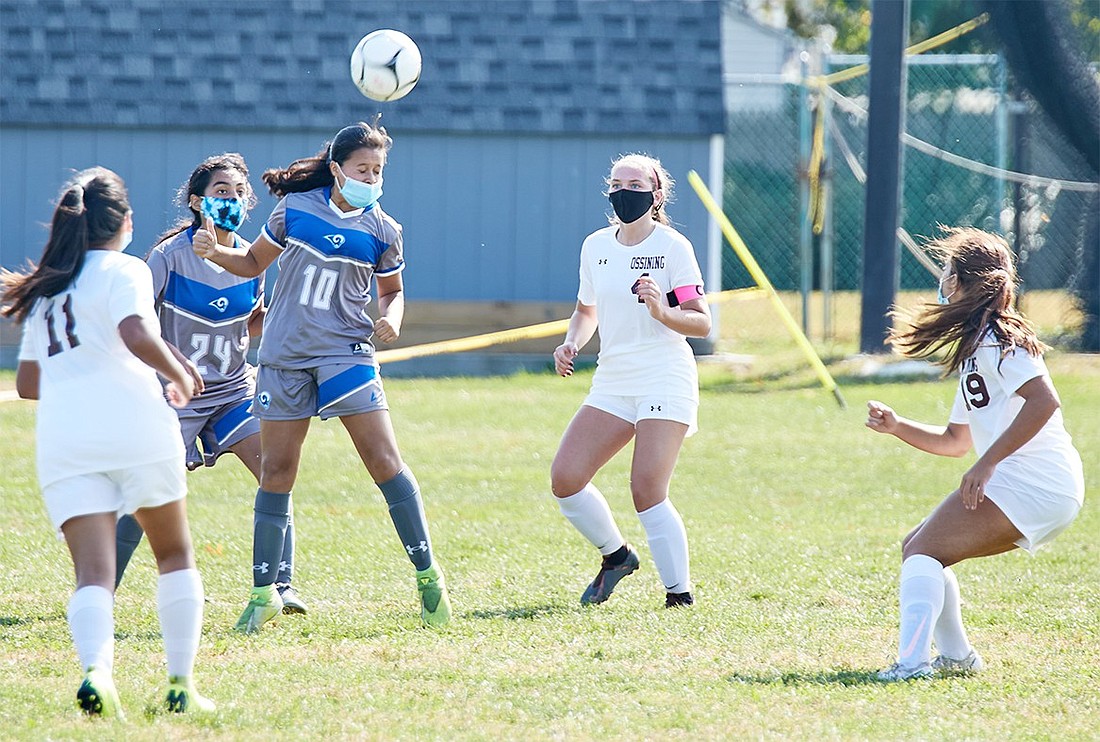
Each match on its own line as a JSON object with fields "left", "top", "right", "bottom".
{"left": 0, "top": 0, "right": 725, "bottom": 368}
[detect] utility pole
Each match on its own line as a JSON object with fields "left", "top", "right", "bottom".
{"left": 859, "top": 0, "right": 910, "bottom": 353}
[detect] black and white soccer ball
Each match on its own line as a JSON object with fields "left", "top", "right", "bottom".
{"left": 350, "top": 29, "right": 422, "bottom": 102}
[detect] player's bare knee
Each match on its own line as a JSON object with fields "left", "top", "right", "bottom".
{"left": 550, "top": 466, "right": 583, "bottom": 498}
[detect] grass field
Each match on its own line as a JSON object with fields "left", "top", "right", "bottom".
{"left": 0, "top": 352, "right": 1097, "bottom": 740}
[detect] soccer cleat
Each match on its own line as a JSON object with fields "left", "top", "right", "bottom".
{"left": 875, "top": 662, "right": 934, "bottom": 682}
{"left": 165, "top": 676, "right": 215, "bottom": 714}
{"left": 76, "top": 667, "right": 124, "bottom": 719}
{"left": 276, "top": 583, "right": 308, "bottom": 615}
{"left": 665, "top": 591, "right": 695, "bottom": 608}
{"left": 416, "top": 563, "right": 452, "bottom": 628}
{"left": 233, "top": 583, "right": 283, "bottom": 633}
{"left": 932, "top": 650, "right": 984, "bottom": 676}
{"left": 580, "top": 544, "right": 640, "bottom": 605}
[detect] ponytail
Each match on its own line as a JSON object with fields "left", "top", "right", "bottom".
{"left": 1, "top": 168, "right": 130, "bottom": 322}
{"left": 262, "top": 120, "right": 393, "bottom": 197}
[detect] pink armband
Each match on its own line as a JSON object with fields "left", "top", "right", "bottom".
{"left": 667, "top": 284, "right": 704, "bottom": 307}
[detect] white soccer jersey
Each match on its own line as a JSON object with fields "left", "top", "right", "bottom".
{"left": 18, "top": 250, "right": 184, "bottom": 488}
{"left": 948, "top": 336, "right": 1083, "bottom": 499}
{"left": 577, "top": 223, "right": 704, "bottom": 397}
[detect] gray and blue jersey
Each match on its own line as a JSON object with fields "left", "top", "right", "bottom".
{"left": 258, "top": 186, "right": 404, "bottom": 370}
{"left": 147, "top": 228, "right": 264, "bottom": 408}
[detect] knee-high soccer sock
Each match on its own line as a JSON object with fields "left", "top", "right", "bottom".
{"left": 933, "top": 566, "right": 973, "bottom": 660}
{"left": 637, "top": 499, "right": 691, "bottom": 594}
{"left": 556, "top": 483, "right": 624, "bottom": 556}
{"left": 277, "top": 499, "right": 295, "bottom": 585}
{"left": 68, "top": 585, "right": 114, "bottom": 673}
{"left": 157, "top": 568, "right": 203, "bottom": 679}
{"left": 378, "top": 468, "right": 433, "bottom": 571}
{"left": 252, "top": 490, "right": 290, "bottom": 588}
{"left": 114, "top": 514, "right": 145, "bottom": 588}
{"left": 897, "top": 554, "right": 946, "bottom": 668}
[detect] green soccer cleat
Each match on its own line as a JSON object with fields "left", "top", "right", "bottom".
{"left": 276, "top": 583, "right": 309, "bottom": 615}
{"left": 165, "top": 676, "right": 215, "bottom": 714}
{"left": 233, "top": 583, "right": 283, "bottom": 634}
{"left": 76, "top": 667, "right": 124, "bottom": 719}
{"left": 416, "top": 563, "right": 452, "bottom": 628}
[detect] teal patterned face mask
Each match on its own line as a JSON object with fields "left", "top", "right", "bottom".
{"left": 200, "top": 196, "right": 247, "bottom": 232}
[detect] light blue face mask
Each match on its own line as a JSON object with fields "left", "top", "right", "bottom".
{"left": 336, "top": 165, "right": 383, "bottom": 209}
{"left": 937, "top": 275, "right": 956, "bottom": 305}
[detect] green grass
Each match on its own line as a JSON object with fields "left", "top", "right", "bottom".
{"left": 0, "top": 356, "right": 1097, "bottom": 740}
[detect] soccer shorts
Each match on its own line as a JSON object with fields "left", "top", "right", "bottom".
{"left": 178, "top": 398, "right": 261, "bottom": 470}
{"left": 42, "top": 455, "right": 187, "bottom": 532}
{"left": 582, "top": 391, "right": 698, "bottom": 436}
{"left": 251, "top": 363, "right": 388, "bottom": 421}
{"left": 984, "top": 457, "right": 1084, "bottom": 554}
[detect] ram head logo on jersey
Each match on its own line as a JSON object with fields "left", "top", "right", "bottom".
{"left": 208, "top": 296, "right": 230, "bottom": 312}
{"left": 325, "top": 234, "right": 346, "bottom": 250}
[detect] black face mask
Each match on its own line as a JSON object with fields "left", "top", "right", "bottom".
{"left": 608, "top": 189, "right": 654, "bottom": 224}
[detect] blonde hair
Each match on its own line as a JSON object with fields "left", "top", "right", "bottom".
{"left": 606, "top": 153, "right": 674, "bottom": 226}
{"left": 889, "top": 227, "right": 1046, "bottom": 373}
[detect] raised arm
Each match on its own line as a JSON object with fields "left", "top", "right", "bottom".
{"left": 865, "top": 400, "right": 973, "bottom": 458}
{"left": 192, "top": 215, "right": 281, "bottom": 278}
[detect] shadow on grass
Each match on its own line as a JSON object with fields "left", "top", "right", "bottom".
{"left": 0, "top": 613, "right": 64, "bottom": 627}
{"left": 466, "top": 604, "right": 563, "bottom": 621}
{"left": 726, "top": 668, "right": 892, "bottom": 686}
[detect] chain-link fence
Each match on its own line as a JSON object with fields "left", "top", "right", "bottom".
{"left": 720, "top": 53, "right": 1098, "bottom": 359}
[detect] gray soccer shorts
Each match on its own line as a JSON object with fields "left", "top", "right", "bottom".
{"left": 177, "top": 398, "right": 261, "bottom": 470}
{"left": 251, "top": 363, "right": 388, "bottom": 421}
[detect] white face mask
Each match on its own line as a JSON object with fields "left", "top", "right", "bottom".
{"left": 120, "top": 230, "right": 133, "bottom": 250}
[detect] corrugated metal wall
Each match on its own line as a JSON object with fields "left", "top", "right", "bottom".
{"left": 0, "top": 126, "right": 713, "bottom": 363}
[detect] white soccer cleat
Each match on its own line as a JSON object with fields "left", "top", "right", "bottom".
{"left": 875, "top": 662, "right": 933, "bottom": 682}
{"left": 931, "top": 650, "right": 984, "bottom": 675}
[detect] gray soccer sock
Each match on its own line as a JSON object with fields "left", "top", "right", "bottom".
{"left": 115, "top": 513, "right": 145, "bottom": 589}
{"left": 277, "top": 500, "right": 295, "bottom": 585}
{"left": 252, "top": 489, "right": 291, "bottom": 588}
{"left": 378, "top": 468, "right": 433, "bottom": 571}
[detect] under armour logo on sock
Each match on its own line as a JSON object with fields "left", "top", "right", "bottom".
{"left": 253, "top": 562, "right": 269, "bottom": 574}
{"left": 650, "top": 405, "right": 661, "bottom": 412}
{"left": 405, "top": 541, "right": 429, "bottom": 555}
{"left": 278, "top": 561, "right": 290, "bottom": 573}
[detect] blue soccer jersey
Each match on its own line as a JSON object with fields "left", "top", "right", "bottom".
{"left": 258, "top": 186, "right": 404, "bottom": 369}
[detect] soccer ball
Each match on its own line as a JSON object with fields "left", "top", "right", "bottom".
{"left": 350, "top": 29, "right": 422, "bottom": 102}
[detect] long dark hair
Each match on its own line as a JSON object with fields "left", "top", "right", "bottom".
{"left": 155, "top": 152, "right": 256, "bottom": 245}
{"left": 1, "top": 167, "right": 130, "bottom": 323}
{"left": 889, "top": 227, "right": 1046, "bottom": 373}
{"left": 262, "top": 119, "right": 393, "bottom": 197}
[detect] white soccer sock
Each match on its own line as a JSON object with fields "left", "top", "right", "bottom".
{"left": 637, "top": 499, "right": 691, "bottom": 594}
{"left": 556, "top": 483, "right": 624, "bottom": 555}
{"left": 157, "top": 568, "right": 204, "bottom": 678}
{"left": 933, "top": 566, "right": 973, "bottom": 660}
{"left": 68, "top": 585, "right": 114, "bottom": 674}
{"left": 897, "top": 554, "right": 945, "bottom": 668}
